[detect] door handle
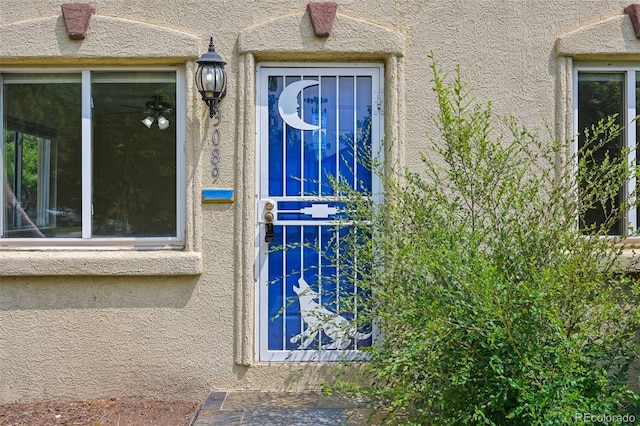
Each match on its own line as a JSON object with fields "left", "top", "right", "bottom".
{"left": 265, "top": 222, "right": 275, "bottom": 243}
{"left": 262, "top": 199, "right": 275, "bottom": 243}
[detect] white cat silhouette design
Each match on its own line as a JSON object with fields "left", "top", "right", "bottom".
{"left": 290, "top": 277, "right": 371, "bottom": 350}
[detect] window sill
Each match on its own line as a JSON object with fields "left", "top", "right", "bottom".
{"left": 615, "top": 248, "right": 640, "bottom": 272}
{"left": 0, "top": 250, "right": 202, "bottom": 276}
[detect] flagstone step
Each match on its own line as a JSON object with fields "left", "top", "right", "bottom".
{"left": 191, "top": 391, "right": 373, "bottom": 426}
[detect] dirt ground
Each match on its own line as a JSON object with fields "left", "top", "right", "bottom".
{"left": 0, "top": 397, "right": 199, "bottom": 426}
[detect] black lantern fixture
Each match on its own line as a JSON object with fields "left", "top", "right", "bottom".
{"left": 195, "top": 37, "right": 227, "bottom": 119}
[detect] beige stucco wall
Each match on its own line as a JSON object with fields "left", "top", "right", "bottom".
{"left": 0, "top": 0, "right": 637, "bottom": 404}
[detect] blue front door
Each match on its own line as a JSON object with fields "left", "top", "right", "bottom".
{"left": 256, "top": 65, "right": 383, "bottom": 361}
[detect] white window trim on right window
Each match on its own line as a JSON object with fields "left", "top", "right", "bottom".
{"left": 573, "top": 63, "right": 640, "bottom": 239}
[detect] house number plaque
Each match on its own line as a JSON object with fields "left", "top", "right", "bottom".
{"left": 211, "top": 113, "right": 222, "bottom": 182}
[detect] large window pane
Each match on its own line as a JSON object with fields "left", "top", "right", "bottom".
{"left": 577, "top": 72, "right": 625, "bottom": 235}
{"left": 91, "top": 72, "right": 176, "bottom": 237}
{"left": 2, "top": 74, "right": 82, "bottom": 238}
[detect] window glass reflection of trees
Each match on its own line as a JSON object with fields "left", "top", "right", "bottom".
{"left": 3, "top": 78, "right": 82, "bottom": 238}
{"left": 2, "top": 71, "right": 177, "bottom": 239}
{"left": 577, "top": 73, "right": 625, "bottom": 235}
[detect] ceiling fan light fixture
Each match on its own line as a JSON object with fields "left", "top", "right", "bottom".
{"left": 142, "top": 115, "right": 154, "bottom": 128}
{"left": 157, "top": 115, "right": 169, "bottom": 130}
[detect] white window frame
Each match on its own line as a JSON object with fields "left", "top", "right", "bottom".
{"left": 573, "top": 63, "right": 638, "bottom": 238}
{"left": 0, "top": 66, "right": 186, "bottom": 249}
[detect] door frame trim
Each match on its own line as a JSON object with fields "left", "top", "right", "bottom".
{"left": 232, "top": 52, "right": 404, "bottom": 367}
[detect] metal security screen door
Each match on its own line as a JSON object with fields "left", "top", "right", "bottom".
{"left": 256, "top": 64, "right": 384, "bottom": 362}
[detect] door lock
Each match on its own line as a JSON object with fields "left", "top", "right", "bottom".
{"left": 264, "top": 201, "right": 275, "bottom": 243}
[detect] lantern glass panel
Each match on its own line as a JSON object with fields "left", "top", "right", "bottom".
{"left": 205, "top": 66, "right": 225, "bottom": 94}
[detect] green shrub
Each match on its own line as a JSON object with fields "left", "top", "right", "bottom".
{"left": 330, "top": 58, "right": 640, "bottom": 425}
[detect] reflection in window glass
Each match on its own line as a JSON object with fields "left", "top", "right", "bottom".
{"left": 1, "top": 70, "right": 179, "bottom": 241}
{"left": 91, "top": 72, "right": 176, "bottom": 237}
{"left": 2, "top": 74, "right": 82, "bottom": 238}
{"left": 577, "top": 72, "right": 625, "bottom": 235}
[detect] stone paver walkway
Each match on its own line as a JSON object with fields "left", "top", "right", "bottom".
{"left": 191, "top": 391, "right": 374, "bottom": 426}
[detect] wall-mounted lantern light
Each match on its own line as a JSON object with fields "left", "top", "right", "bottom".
{"left": 195, "top": 37, "right": 227, "bottom": 119}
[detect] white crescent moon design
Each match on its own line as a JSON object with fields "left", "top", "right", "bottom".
{"left": 278, "top": 80, "right": 321, "bottom": 131}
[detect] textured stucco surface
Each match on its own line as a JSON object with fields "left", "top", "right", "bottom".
{"left": 0, "top": 0, "right": 638, "bottom": 404}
